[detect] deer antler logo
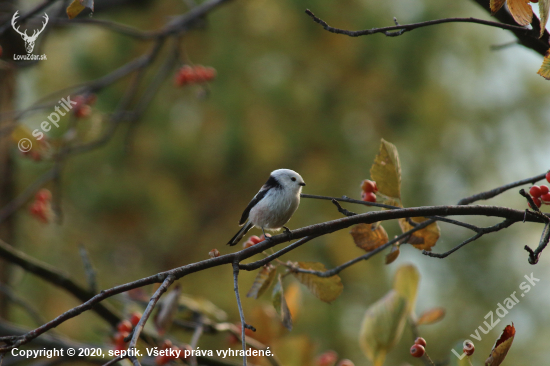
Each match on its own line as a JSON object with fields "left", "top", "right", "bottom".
{"left": 12, "top": 11, "right": 49, "bottom": 54}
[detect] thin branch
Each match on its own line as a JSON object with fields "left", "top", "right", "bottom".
{"left": 232, "top": 261, "right": 248, "bottom": 366}
{"left": 304, "top": 9, "right": 531, "bottom": 38}
{"left": 423, "top": 219, "right": 515, "bottom": 258}
{"left": 458, "top": 172, "right": 548, "bottom": 205}
{"left": 128, "top": 275, "right": 176, "bottom": 351}
{"left": 524, "top": 222, "right": 550, "bottom": 265}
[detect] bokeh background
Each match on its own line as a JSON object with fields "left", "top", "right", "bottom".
{"left": 3, "top": 0, "right": 550, "bottom": 364}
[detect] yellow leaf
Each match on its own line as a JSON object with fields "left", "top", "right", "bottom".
{"left": 11, "top": 125, "right": 39, "bottom": 153}
{"left": 291, "top": 262, "right": 343, "bottom": 303}
{"left": 507, "top": 0, "right": 533, "bottom": 26}
{"left": 359, "top": 290, "right": 408, "bottom": 366}
{"left": 350, "top": 223, "right": 389, "bottom": 252}
{"left": 538, "top": 49, "right": 550, "bottom": 79}
{"left": 370, "top": 139, "right": 401, "bottom": 203}
{"left": 490, "top": 0, "right": 506, "bottom": 13}
{"left": 247, "top": 264, "right": 277, "bottom": 299}
{"left": 67, "top": 0, "right": 86, "bottom": 19}
{"left": 393, "top": 264, "right": 420, "bottom": 315}
{"left": 398, "top": 217, "right": 440, "bottom": 251}
{"left": 284, "top": 281, "right": 302, "bottom": 321}
{"left": 385, "top": 245, "right": 400, "bottom": 264}
{"left": 416, "top": 307, "right": 446, "bottom": 325}
{"left": 540, "top": 0, "right": 550, "bottom": 37}
{"left": 272, "top": 274, "right": 292, "bottom": 331}
{"left": 485, "top": 324, "right": 515, "bottom": 366}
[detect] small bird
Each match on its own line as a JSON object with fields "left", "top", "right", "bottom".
{"left": 228, "top": 169, "right": 306, "bottom": 246}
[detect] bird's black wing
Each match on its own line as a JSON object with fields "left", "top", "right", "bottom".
{"left": 238, "top": 175, "right": 282, "bottom": 225}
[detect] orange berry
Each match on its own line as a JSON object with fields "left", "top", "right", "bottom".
{"left": 113, "top": 331, "right": 129, "bottom": 345}
{"left": 75, "top": 105, "right": 92, "bottom": 118}
{"left": 209, "top": 248, "right": 220, "bottom": 258}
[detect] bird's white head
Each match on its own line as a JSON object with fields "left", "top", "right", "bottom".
{"left": 270, "top": 169, "right": 306, "bottom": 193}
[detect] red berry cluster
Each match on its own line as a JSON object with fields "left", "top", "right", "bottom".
{"left": 316, "top": 350, "right": 355, "bottom": 366}
{"left": 112, "top": 312, "right": 141, "bottom": 351}
{"left": 243, "top": 234, "right": 269, "bottom": 249}
{"left": 29, "top": 189, "right": 52, "bottom": 223}
{"left": 174, "top": 65, "right": 216, "bottom": 87}
{"left": 410, "top": 337, "right": 426, "bottom": 358}
{"left": 155, "top": 340, "right": 191, "bottom": 366}
{"left": 528, "top": 173, "right": 550, "bottom": 208}
{"left": 73, "top": 94, "right": 96, "bottom": 118}
{"left": 360, "top": 179, "right": 378, "bottom": 203}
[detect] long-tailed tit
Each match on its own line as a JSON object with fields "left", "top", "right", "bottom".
{"left": 227, "top": 169, "right": 306, "bottom": 246}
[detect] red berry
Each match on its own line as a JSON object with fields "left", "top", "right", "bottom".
{"left": 204, "top": 67, "right": 217, "bottom": 80}
{"left": 30, "top": 201, "right": 48, "bottom": 223}
{"left": 414, "top": 337, "right": 427, "bottom": 347}
{"left": 316, "top": 350, "right": 338, "bottom": 366}
{"left": 361, "top": 180, "right": 377, "bottom": 193}
{"left": 546, "top": 172, "right": 550, "bottom": 184}
{"left": 117, "top": 320, "right": 133, "bottom": 333}
{"left": 540, "top": 185, "right": 549, "bottom": 195}
{"left": 161, "top": 339, "right": 173, "bottom": 349}
{"left": 35, "top": 189, "right": 52, "bottom": 203}
{"left": 410, "top": 344, "right": 425, "bottom": 358}
{"left": 129, "top": 312, "right": 142, "bottom": 326}
{"left": 361, "top": 192, "right": 376, "bottom": 203}
{"left": 75, "top": 105, "right": 92, "bottom": 118}
{"left": 530, "top": 186, "right": 542, "bottom": 198}
{"left": 113, "top": 331, "right": 129, "bottom": 345}
{"left": 336, "top": 360, "right": 354, "bottom": 366}
{"left": 194, "top": 65, "right": 208, "bottom": 81}
{"left": 529, "top": 197, "right": 542, "bottom": 209}
{"left": 209, "top": 248, "right": 220, "bottom": 258}
{"left": 463, "top": 341, "right": 475, "bottom": 356}
{"left": 541, "top": 193, "right": 550, "bottom": 204}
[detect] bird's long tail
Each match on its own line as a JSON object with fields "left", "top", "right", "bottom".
{"left": 227, "top": 221, "right": 254, "bottom": 246}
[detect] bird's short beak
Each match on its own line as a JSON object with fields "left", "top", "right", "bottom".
{"left": 299, "top": 182, "right": 306, "bottom": 186}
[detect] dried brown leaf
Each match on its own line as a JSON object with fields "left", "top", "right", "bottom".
{"left": 538, "top": 49, "right": 550, "bottom": 79}
{"left": 385, "top": 245, "right": 400, "bottom": 264}
{"left": 292, "top": 262, "right": 343, "bottom": 303}
{"left": 247, "top": 265, "right": 277, "bottom": 299}
{"left": 485, "top": 324, "right": 515, "bottom": 366}
{"left": 351, "top": 223, "right": 389, "bottom": 252}
{"left": 398, "top": 217, "right": 440, "bottom": 251}
{"left": 490, "top": 0, "right": 506, "bottom": 13}
{"left": 66, "top": 0, "right": 86, "bottom": 19}
{"left": 507, "top": 0, "right": 533, "bottom": 26}
{"left": 272, "top": 274, "right": 292, "bottom": 330}
{"left": 540, "top": 0, "right": 550, "bottom": 37}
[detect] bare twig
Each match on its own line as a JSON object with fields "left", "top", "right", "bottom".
{"left": 304, "top": 9, "right": 531, "bottom": 38}
{"left": 232, "top": 261, "right": 249, "bottom": 366}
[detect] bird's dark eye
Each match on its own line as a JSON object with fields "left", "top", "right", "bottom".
{"left": 291, "top": 177, "right": 296, "bottom": 181}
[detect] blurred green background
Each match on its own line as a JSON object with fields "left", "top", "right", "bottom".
{"left": 7, "top": 0, "right": 550, "bottom": 364}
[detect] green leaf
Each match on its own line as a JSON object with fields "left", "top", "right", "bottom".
{"left": 272, "top": 274, "right": 292, "bottom": 331}
{"left": 359, "top": 290, "right": 408, "bottom": 366}
{"left": 247, "top": 264, "right": 277, "bottom": 299}
{"left": 392, "top": 264, "right": 420, "bottom": 315}
{"left": 291, "top": 262, "right": 343, "bottom": 303}
{"left": 370, "top": 139, "right": 401, "bottom": 204}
